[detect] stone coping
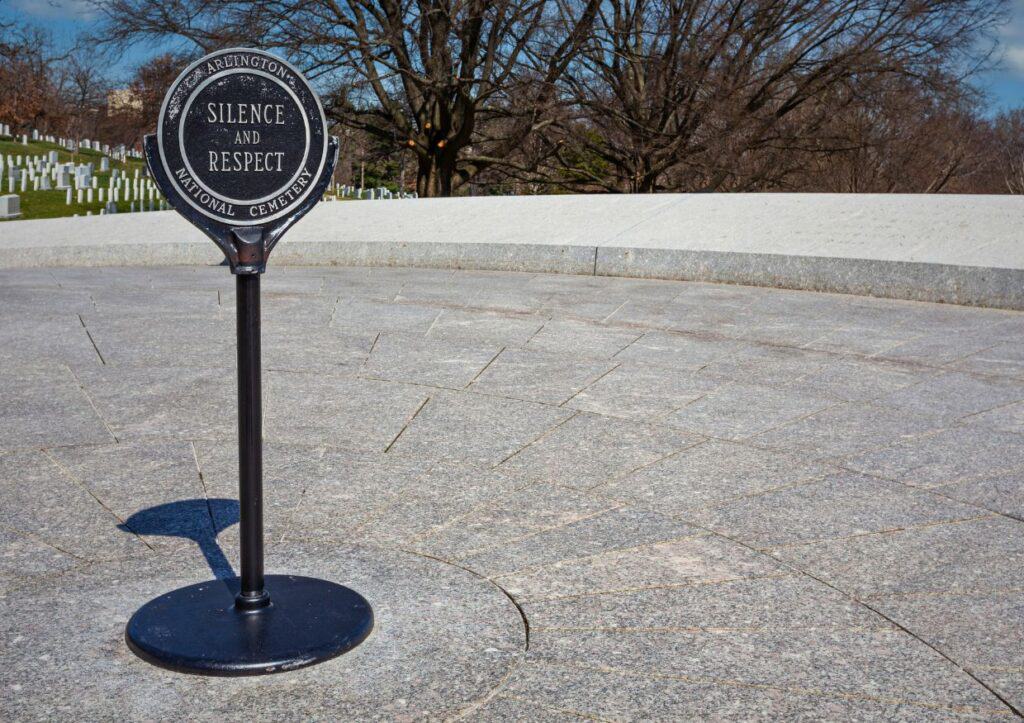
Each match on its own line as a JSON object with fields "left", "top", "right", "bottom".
{"left": 2, "top": 193, "right": 1022, "bottom": 308}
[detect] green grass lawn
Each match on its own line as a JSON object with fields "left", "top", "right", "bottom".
{"left": 1, "top": 135, "right": 150, "bottom": 221}
{"left": 1, "top": 134, "right": 365, "bottom": 221}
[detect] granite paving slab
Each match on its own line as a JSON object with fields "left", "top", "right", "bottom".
{"left": 81, "top": 313, "right": 234, "bottom": 368}
{"left": 468, "top": 348, "right": 617, "bottom": 405}
{"left": 0, "top": 266, "right": 1021, "bottom": 720}
{"left": 276, "top": 447, "right": 433, "bottom": 543}
{"left": 962, "top": 399, "right": 1024, "bottom": 435}
{"left": 493, "top": 663, "right": 998, "bottom": 720}
{"left": 524, "top": 318, "right": 642, "bottom": 358}
{"left": 881, "top": 320, "right": 1014, "bottom": 366}
{"left": 263, "top": 324, "right": 375, "bottom": 375}
{"left": 361, "top": 332, "right": 501, "bottom": 389}
{"left": 596, "top": 439, "right": 834, "bottom": 512}
{"left": 612, "top": 330, "right": 746, "bottom": 370}
{"left": 785, "top": 355, "right": 933, "bottom": 403}
{"left": 562, "top": 361, "right": 721, "bottom": 421}
{"left": 497, "top": 411, "right": 700, "bottom": 490}
{"left": 263, "top": 372, "right": 430, "bottom": 451}
{"left": 411, "top": 482, "right": 621, "bottom": 562}
{"left": 459, "top": 506, "right": 699, "bottom": 578}
{"left": 386, "top": 390, "right": 573, "bottom": 466}
{"left": 841, "top": 426, "right": 1024, "bottom": 488}
{"left": 73, "top": 364, "right": 235, "bottom": 442}
{"left": 0, "top": 315, "right": 103, "bottom": 369}
{"left": 46, "top": 441, "right": 210, "bottom": 554}
{"left": 929, "top": 470, "right": 1024, "bottom": 519}
{"left": 690, "top": 472, "right": 980, "bottom": 549}
{"left": 660, "top": 380, "right": 838, "bottom": 439}
{"left": 974, "top": 670, "right": 1024, "bottom": 715}
{"left": 0, "top": 283, "right": 95, "bottom": 320}
{"left": 0, "top": 364, "right": 114, "bottom": 450}
{"left": 773, "top": 516, "right": 1022, "bottom": 598}
{"left": 874, "top": 371, "right": 1024, "bottom": 422}
{"left": 750, "top": 402, "right": 950, "bottom": 458}
{"left": 870, "top": 588, "right": 1024, "bottom": 670}
{"left": 426, "top": 308, "right": 546, "bottom": 347}
{"left": 89, "top": 287, "right": 221, "bottom": 318}
{"left": 521, "top": 574, "right": 886, "bottom": 633}
{"left": 494, "top": 534, "right": 784, "bottom": 602}
{"left": 0, "top": 451, "right": 148, "bottom": 562}
{"left": 698, "top": 342, "right": 832, "bottom": 389}
{"left": 331, "top": 299, "right": 442, "bottom": 335}
{"left": 527, "top": 627, "right": 1003, "bottom": 711}
{"left": 0, "top": 527, "right": 81, "bottom": 593}
{"left": 802, "top": 321, "right": 918, "bottom": 356}
{"left": 951, "top": 341, "right": 1024, "bottom": 378}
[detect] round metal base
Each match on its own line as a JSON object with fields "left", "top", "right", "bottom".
{"left": 125, "top": 574, "right": 373, "bottom": 676}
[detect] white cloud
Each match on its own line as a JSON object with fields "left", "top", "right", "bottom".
{"left": 997, "top": 0, "right": 1024, "bottom": 78}
{"left": 1008, "top": 46, "right": 1024, "bottom": 74}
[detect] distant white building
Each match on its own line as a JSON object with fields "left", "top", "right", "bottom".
{"left": 107, "top": 88, "right": 143, "bottom": 113}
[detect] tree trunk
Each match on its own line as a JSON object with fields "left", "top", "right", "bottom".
{"left": 416, "top": 152, "right": 456, "bottom": 197}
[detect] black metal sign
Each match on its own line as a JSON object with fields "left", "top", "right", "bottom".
{"left": 145, "top": 48, "right": 337, "bottom": 273}
{"left": 156, "top": 49, "right": 327, "bottom": 227}
{"left": 128, "top": 48, "right": 372, "bottom": 677}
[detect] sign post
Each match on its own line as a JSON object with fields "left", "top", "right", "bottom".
{"left": 125, "top": 48, "right": 372, "bottom": 676}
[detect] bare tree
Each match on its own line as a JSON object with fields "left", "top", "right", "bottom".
{"left": 551, "top": 0, "right": 1008, "bottom": 193}
{"left": 994, "top": 109, "right": 1024, "bottom": 194}
{"left": 0, "top": 23, "right": 67, "bottom": 133}
{"left": 61, "top": 52, "right": 110, "bottom": 141}
{"left": 94, "top": 0, "right": 600, "bottom": 196}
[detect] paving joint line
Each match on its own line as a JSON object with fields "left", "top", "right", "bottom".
{"left": 529, "top": 655, "right": 1012, "bottom": 716}
{"left": 678, "top": 520, "right": 1024, "bottom": 718}
{"left": 383, "top": 396, "right": 431, "bottom": 453}
{"left": 557, "top": 361, "right": 621, "bottom": 408}
{"left": 41, "top": 449, "right": 156, "bottom": 553}
{"left": 464, "top": 345, "right": 507, "bottom": 389}
{"left": 76, "top": 314, "right": 106, "bottom": 365}
{"left": 64, "top": 364, "right": 119, "bottom": 444}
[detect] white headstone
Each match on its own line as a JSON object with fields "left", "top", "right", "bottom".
{"left": 0, "top": 194, "right": 20, "bottom": 219}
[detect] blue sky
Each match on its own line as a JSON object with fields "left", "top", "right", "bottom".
{"left": 3, "top": 0, "right": 1023, "bottom": 113}
{"left": 979, "top": 0, "right": 1024, "bottom": 113}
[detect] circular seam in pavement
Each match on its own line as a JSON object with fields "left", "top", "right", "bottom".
{"left": 1, "top": 542, "right": 527, "bottom": 720}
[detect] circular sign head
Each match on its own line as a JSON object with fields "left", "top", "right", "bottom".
{"left": 157, "top": 48, "right": 328, "bottom": 227}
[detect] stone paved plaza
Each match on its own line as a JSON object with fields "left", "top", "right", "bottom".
{"left": 1, "top": 265, "right": 1023, "bottom": 720}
